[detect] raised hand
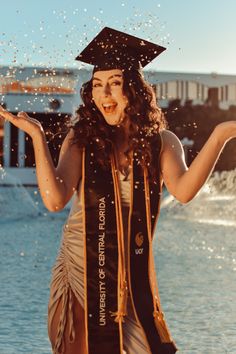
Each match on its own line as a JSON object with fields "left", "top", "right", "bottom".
{"left": 0, "top": 105, "right": 44, "bottom": 139}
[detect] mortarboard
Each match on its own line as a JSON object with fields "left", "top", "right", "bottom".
{"left": 75, "top": 27, "right": 166, "bottom": 72}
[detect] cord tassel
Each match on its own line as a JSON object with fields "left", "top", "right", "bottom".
{"left": 153, "top": 309, "right": 173, "bottom": 343}
{"left": 110, "top": 151, "right": 128, "bottom": 325}
{"left": 120, "top": 278, "right": 128, "bottom": 317}
{"left": 144, "top": 165, "right": 173, "bottom": 344}
{"left": 110, "top": 279, "right": 128, "bottom": 323}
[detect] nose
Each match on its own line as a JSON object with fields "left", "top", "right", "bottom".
{"left": 103, "top": 83, "right": 111, "bottom": 96}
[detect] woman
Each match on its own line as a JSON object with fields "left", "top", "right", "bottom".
{"left": 1, "top": 27, "right": 236, "bottom": 354}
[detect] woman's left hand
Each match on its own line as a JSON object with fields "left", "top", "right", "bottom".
{"left": 160, "top": 122, "right": 236, "bottom": 204}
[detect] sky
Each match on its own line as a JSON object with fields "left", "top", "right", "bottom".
{"left": 1, "top": 0, "right": 236, "bottom": 75}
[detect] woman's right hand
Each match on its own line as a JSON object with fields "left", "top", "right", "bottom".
{"left": 0, "top": 105, "right": 44, "bottom": 139}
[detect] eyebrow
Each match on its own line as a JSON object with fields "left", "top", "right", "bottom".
{"left": 92, "top": 74, "right": 123, "bottom": 82}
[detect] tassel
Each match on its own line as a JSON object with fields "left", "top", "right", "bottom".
{"left": 110, "top": 152, "right": 128, "bottom": 325}
{"left": 110, "top": 310, "right": 126, "bottom": 323}
{"left": 153, "top": 309, "right": 172, "bottom": 343}
{"left": 120, "top": 279, "right": 128, "bottom": 317}
{"left": 110, "top": 279, "right": 128, "bottom": 323}
{"left": 143, "top": 166, "right": 173, "bottom": 345}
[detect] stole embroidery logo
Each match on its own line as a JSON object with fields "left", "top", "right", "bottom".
{"left": 135, "top": 232, "right": 144, "bottom": 255}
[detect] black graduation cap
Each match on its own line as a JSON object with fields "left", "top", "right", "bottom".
{"left": 75, "top": 27, "right": 166, "bottom": 72}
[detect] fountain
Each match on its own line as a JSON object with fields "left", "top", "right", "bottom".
{"left": 0, "top": 166, "right": 41, "bottom": 221}
{"left": 161, "top": 168, "right": 236, "bottom": 227}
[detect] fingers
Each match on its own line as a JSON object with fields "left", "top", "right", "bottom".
{"left": 0, "top": 106, "right": 17, "bottom": 123}
{"left": 17, "top": 111, "right": 41, "bottom": 125}
{"left": 0, "top": 108, "right": 33, "bottom": 128}
{"left": 17, "top": 111, "right": 30, "bottom": 119}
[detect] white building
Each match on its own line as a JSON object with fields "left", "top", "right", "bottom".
{"left": 144, "top": 71, "right": 236, "bottom": 109}
{"left": 0, "top": 66, "right": 80, "bottom": 185}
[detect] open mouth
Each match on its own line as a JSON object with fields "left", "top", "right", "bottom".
{"left": 102, "top": 102, "right": 117, "bottom": 114}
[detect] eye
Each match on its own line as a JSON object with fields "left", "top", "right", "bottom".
{"left": 111, "top": 80, "right": 122, "bottom": 86}
{"left": 92, "top": 83, "right": 102, "bottom": 88}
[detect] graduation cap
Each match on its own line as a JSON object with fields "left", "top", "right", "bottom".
{"left": 75, "top": 27, "right": 166, "bottom": 72}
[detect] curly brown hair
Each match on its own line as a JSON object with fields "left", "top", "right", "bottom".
{"left": 70, "top": 68, "right": 167, "bottom": 180}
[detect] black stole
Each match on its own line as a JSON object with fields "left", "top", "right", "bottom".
{"left": 81, "top": 134, "right": 178, "bottom": 354}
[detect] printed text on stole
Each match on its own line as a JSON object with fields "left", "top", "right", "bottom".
{"left": 98, "top": 197, "right": 106, "bottom": 326}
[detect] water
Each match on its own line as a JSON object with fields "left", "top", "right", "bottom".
{"left": 0, "top": 170, "right": 236, "bottom": 353}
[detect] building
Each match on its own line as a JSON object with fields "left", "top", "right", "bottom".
{"left": 1, "top": 66, "right": 236, "bottom": 185}
{"left": 144, "top": 71, "right": 236, "bottom": 109}
{"left": 0, "top": 66, "right": 80, "bottom": 184}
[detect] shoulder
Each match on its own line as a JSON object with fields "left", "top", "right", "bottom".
{"left": 59, "top": 128, "right": 83, "bottom": 161}
{"left": 64, "top": 128, "right": 81, "bottom": 149}
{"left": 159, "top": 129, "right": 182, "bottom": 144}
{"left": 159, "top": 129, "right": 184, "bottom": 154}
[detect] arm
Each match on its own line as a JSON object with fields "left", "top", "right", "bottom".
{"left": 0, "top": 107, "right": 82, "bottom": 211}
{"left": 33, "top": 128, "right": 82, "bottom": 211}
{"left": 160, "top": 121, "right": 236, "bottom": 203}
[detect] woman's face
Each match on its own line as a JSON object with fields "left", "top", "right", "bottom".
{"left": 92, "top": 69, "right": 128, "bottom": 126}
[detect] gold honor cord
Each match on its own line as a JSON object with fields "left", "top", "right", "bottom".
{"left": 144, "top": 166, "right": 175, "bottom": 345}
{"left": 150, "top": 133, "right": 163, "bottom": 238}
{"left": 147, "top": 134, "right": 175, "bottom": 344}
{"left": 81, "top": 147, "right": 89, "bottom": 353}
{"left": 110, "top": 152, "right": 129, "bottom": 353}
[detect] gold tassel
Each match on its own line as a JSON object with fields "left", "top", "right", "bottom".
{"left": 120, "top": 278, "right": 128, "bottom": 318}
{"left": 110, "top": 152, "right": 128, "bottom": 325}
{"left": 153, "top": 309, "right": 173, "bottom": 343}
{"left": 143, "top": 166, "right": 173, "bottom": 345}
{"left": 110, "top": 279, "right": 128, "bottom": 323}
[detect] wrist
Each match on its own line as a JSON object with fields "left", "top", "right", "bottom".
{"left": 212, "top": 124, "right": 229, "bottom": 147}
{"left": 31, "top": 127, "right": 46, "bottom": 145}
